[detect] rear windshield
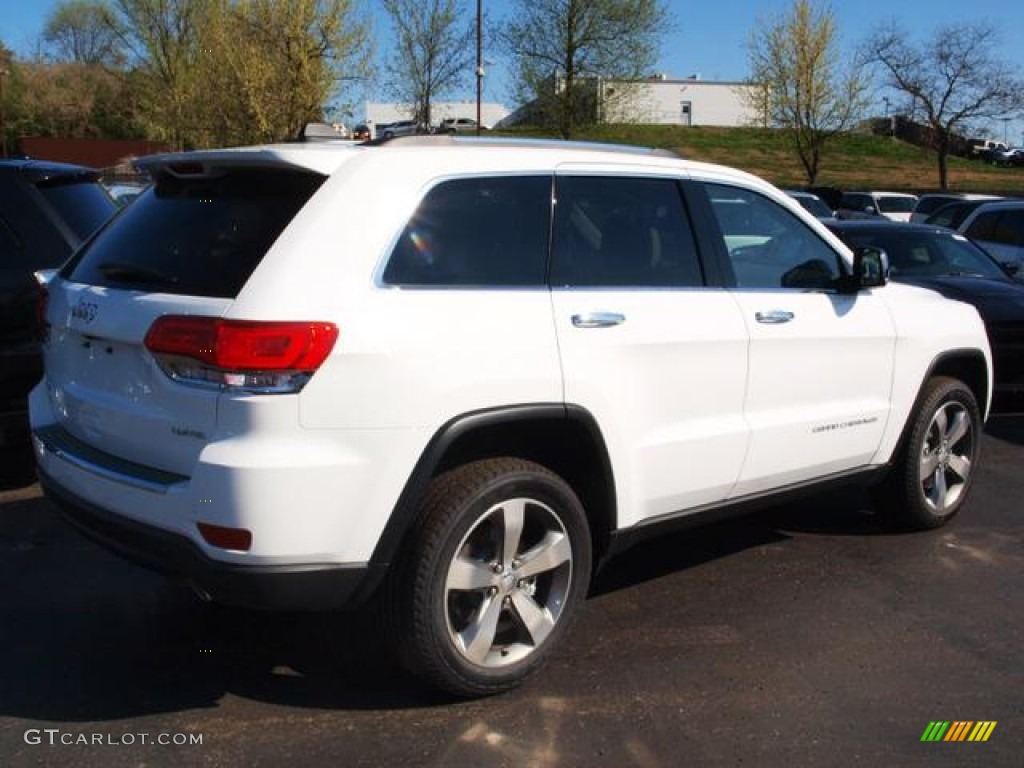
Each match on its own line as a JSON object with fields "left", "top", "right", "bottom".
{"left": 877, "top": 196, "right": 917, "bottom": 214}
{"left": 36, "top": 178, "right": 117, "bottom": 242}
{"left": 63, "top": 168, "right": 325, "bottom": 298}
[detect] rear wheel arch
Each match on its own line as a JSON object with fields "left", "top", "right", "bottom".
{"left": 363, "top": 405, "right": 617, "bottom": 598}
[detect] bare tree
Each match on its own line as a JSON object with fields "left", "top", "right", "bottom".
{"left": 382, "top": 0, "right": 471, "bottom": 129}
{"left": 498, "top": 0, "right": 669, "bottom": 139}
{"left": 862, "top": 22, "right": 1024, "bottom": 189}
{"left": 745, "top": 0, "right": 869, "bottom": 185}
{"left": 43, "top": 0, "right": 125, "bottom": 65}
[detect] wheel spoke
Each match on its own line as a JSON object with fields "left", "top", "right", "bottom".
{"left": 516, "top": 532, "right": 571, "bottom": 579}
{"left": 948, "top": 454, "right": 971, "bottom": 482}
{"left": 920, "top": 450, "right": 940, "bottom": 478}
{"left": 461, "top": 593, "right": 504, "bottom": 664}
{"left": 501, "top": 499, "right": 526, "bottom": 567}
{"left": 927, "top": 467, "right": 950, "bottom": 510}
{"left": 932, "top": 407, "right": 948, "bottom": 440}
{"left": 946, "top": 409, "right": 970, "bottom": 446}
{"left": 510, "top": 591, "right": 556, "bottom": 647}
{"left": 448, "top": 555, "right": 500, "bottom": 592}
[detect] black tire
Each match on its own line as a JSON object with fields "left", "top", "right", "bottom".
{"left": 875, "top": 376, "right": 981, "bottom": 530}
{"left": 383, "top": 458, "right": 592, "bottom": 697}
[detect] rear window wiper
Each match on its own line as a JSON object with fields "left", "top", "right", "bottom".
{"left": 97, "top": 262, "right": 179, "bottom": 288}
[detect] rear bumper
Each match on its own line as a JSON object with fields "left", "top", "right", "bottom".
{"left": 38, "top": 468, "right": 384, "bottom": 611}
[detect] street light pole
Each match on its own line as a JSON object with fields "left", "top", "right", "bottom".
{"left": 475, "top": 0, "right": 483, "bottom": 136}
{"left": 0, "top": 68, "right": 8, "bottom": 158}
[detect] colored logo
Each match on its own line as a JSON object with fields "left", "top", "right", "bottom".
{"left": 921, "top": 721, "right": 997, "bottom": 742}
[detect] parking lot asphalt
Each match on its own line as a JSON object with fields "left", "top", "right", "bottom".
{"left": 1, "top": 417, "right": 1022, "bottom": 768}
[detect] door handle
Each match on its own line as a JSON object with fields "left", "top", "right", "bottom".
{"left": 572, "top": 312, "right": 626, "bottom": 328}
{"left": 755, "top": 310, "right": 795, "bottom": 324}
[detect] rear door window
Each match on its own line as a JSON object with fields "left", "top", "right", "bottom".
{"left": 550, "top": 176, "right": 703, "bottom": 288}
{"left": 63, "top": 168, "right": 325, "bottom": 298}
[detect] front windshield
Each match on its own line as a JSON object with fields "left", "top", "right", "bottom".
{"left": 843, "top": 229, "right": 1007, "bottom": 279}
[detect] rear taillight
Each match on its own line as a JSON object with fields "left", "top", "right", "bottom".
{"left": 34, "top": 269, "right": 54, "bottom": 341}
{"left": 144, "top": 316, "right": 338, "bottom": 393}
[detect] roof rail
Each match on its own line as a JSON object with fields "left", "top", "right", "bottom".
{"left": 363, "top": 133, "right": 683, "bottom": 158}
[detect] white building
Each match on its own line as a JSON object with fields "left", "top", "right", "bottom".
{"left": 600, "top": 75, "right": 759, "bottom": 127}
{"left": 365, "top": 101, "right": 511, "bottom": 130}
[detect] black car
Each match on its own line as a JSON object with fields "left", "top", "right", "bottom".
{"left": 923, "top": 199, "right": 1004, "bottom": 231}
{"left": 826, "top": 219, "right": 1024, "bottom": 411}
{"left": 0, "top": 159, "right": 117, "bottom": 465}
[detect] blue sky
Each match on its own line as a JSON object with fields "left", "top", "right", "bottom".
{"left": 2, "top": 0, "right": 1022, "bottom": 142}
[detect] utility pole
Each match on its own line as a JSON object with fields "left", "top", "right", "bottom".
{"left": 475, "top": 0, "right": 483, "bottom": 136}
{"left": 0, "top": 68, "right": 8, "bottom": 158}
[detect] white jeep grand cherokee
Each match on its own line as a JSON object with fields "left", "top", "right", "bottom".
{"left": 30, "top": 136, "right": 992, "bottom": 696}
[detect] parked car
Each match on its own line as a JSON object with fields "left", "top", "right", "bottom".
{"left": 380, "top": 120, "right": 424, "bottom": 139}
{"left": 969, "top": 139, "right": 1008, "bottom": 158}
{"left": 351, "top": 124, "right": 371, "bottom": 142}
{"left": 923, "top": 198, "right": 1003, "bottom": 230}
{"left": 31, "top": 134, "right": 992, "bottom": 697}
{"left": 956, "top": 200, "right": 1024, "bottom": 275}
{"left": 784, "top": 189, "right": 835, "bottom": 219}
{"left": 103, "top": 180, "right": 149, "bottom": 207}
{"left": 0, "top": 158, "right": 117, "bottom": 459}
{"left": 839, "top": 191, "right": 918, "bottom": 222}
{"left": 993, "top": 148, "right": 1024, "bottom": 167}
{"left": 910, "top": 193, "right": 1001, "bottom": 223}
{"left": 439, "top": 117, "right": 488, "bottom": 134}
{"left": 827, "top": 219, "right": 1024, "bottom": 410}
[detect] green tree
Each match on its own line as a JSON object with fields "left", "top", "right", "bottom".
{"left": 113, "top": 0, "right": 211, "bottom": 148}
{"left": 114, "top": 0, "right": 370, "bottom": 148}
{"left": 498, "top": 0, "right": 669, "bottom": 139}
{"left": 43, "top": 0, "right": 126, "bottom": 65}
{"left": 1, "top": 42, "right": 13, "bottom": 155}
{"left": 382, "top": 0, "right": 471, "bottom": 129}
{"left": 745, "top": 0, "right": 869, "bottom": 185}
{"left": 206, "top": 0, "right": 371, "bottom": 144}
{"left": 862, "top": 22, "right": 1024, "bottom": 190}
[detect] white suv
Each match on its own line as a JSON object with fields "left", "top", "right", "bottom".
{"left": 31, "top": 136, "right": 992, "bottom": 696}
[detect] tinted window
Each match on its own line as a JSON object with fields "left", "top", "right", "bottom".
{"left": 791, "top": 194, "right": 833, "bottom": 218}
{"left": 992, "top": 210, "right": 1024, "bottom": 245}
{"left": 706, "top": 183, "right": 842, "bottom": 290}
{"left": 65, "top": 169, "right": 325, "bottom": 298}
{"left": 965, "top": 212, "right": 999, "bottom": 241}
{"left": 877, "top": 196, "right": 916, "bottom": 214}
{"left": 383, "top": 176, "right": 551, "bottom": 286}
{"left": 842, "top": 193, "right": 871, "bottom": 211}
{"left": 550, "top": 176, "right": 702, "bottom": 287}
{"left": 35, "top": 178, "right": 116, "bottom": 242}
{"left": 836, "top": 229, "right": 1005, "bottom": 279}
{"left": 914, "top": 196, "right": 958, "bottom": 217}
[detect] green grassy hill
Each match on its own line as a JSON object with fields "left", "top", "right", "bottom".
{"left": 500, "top": 125, "right": 1024, "bottom": 195}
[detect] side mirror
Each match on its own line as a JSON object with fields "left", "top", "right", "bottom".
{"left": 999, "top": 260, "right": 1019, "bottom": 277}
{"left": 843, "top": 246, "right": 888, "bottom": 291}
